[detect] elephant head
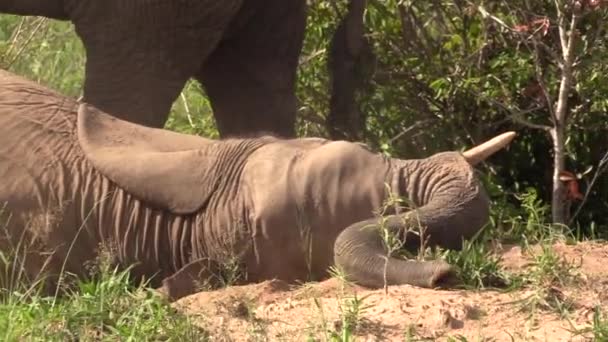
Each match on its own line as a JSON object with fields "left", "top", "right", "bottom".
{"left": 334, "top": 131, "right": 516, "bottom": 289}
{"left": 76, "top": 100, "right": 514, "bottom": 293}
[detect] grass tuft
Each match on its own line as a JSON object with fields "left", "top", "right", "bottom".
{"left": 0, "top": 260, "right": 208, "bottom": 341}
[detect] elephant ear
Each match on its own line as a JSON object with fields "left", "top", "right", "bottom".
{"left": 77, "top": 103, "right": 220, "bottom": 214}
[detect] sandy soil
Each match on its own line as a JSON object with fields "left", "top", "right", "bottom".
{"left": 174, "top": 241, "right": 608, "bottom": 341}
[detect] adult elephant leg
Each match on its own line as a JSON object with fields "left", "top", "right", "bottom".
{"left": 0, "top": 0, "right": 68, "bottom": 20}
{"left": 80, "top": 54, "right": 191, "bottom": 128}
{"left": 155, "top": 258, "right": 221, "bottom": 301}
{"left": 327, "top": 0, "right": 374, "bottom": 141}
{"left": 71, "top": 1, "right": 243, "bottom": 128}
{"left": 196, "top": 1, "right": 306, "bottom": 138}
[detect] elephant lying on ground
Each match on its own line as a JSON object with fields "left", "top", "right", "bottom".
{"left": 0, "top": 0, "right": 368, "bottom": 139}
{"left": 0, "top": 70, "right": 515, "bottom": 301}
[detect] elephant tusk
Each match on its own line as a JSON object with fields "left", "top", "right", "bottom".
{"left": 462, "top": 131, "right": 517, "bottom": 165}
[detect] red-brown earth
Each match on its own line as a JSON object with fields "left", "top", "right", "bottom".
{"left": 173, "top": 241, "right": 608, "bottom": 341}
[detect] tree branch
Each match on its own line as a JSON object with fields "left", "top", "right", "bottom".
{"left": 555, "top": 0, "right": 569, "bottom": 55}
{"left": 388, "top": 119, "right": 434, "bottom": 145}
{"left": 299, "top": 48, "right": 326, "bottom": 67}
{"left": 468, "top": 86, "right": 552, "bottom": 131}
{"left": 569, "top": 150, "right": 608, "bottom": 225}
{"left": 510, "top": 110, "right": 553, "bottom": 131}
{"left": 529, "top": 35, "right": 557, "bottom": 122}
{"left": 555, "top": 10, "right": 580, "bottom": 126}
{"left": 475, "top": 4, "right": 513, "bottom": 32}
{"left": 535, "top": 40, "right": 564, "bottom": 68}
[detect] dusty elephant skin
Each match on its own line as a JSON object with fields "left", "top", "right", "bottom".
{"left": 0, "top": 70, "right": 515, "bottom": 301}
{"left": 0, "top": 0, "right": 368, "bottom": 139}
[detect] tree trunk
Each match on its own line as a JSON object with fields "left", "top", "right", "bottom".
{"left": 550, "top": 10, "right": 579, "bottom": 226}
{"left": 550, "top": 126, "right": 566, "bottom": 225}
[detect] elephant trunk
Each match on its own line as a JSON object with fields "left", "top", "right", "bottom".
{"left": 334, "top": 162, "right": 487, "bottom": 288}
{"left": 334, "top": 148, "right": 500, "bottom": 288}
{"left": 334, "top": 213, "right": 457, "bottom": 288}
{"left": 0, "top": 0, "right": 68, "bottom": 20}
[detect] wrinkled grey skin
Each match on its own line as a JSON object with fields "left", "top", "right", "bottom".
{"left": 0, "top": 70, "right": 506, "bottom": 301}
{"left": 0, "top": 0, "right": 367, "bottom": 139}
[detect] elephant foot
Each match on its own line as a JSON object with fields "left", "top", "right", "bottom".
{"left": 428, "top": 261, "right": 461, "bottom": 289}
{"left": 154, "top": 259, "right": 216, "bottom": 302}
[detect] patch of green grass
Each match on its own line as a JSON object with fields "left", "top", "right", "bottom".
{"left": 307, "top": 266, "right": 373, "bottom": 342}
{"left": 330, "top": 293, "right": 372, "bottom": 342}
{"left": 309, "top": 292, "right": 372, "bottom": 342}
{"left": 570, "top": 306, "right": 608, "bottom": 340}
{"left": 0, "top": 202, "right": 212, "bottom": 341}
{"left": 442, "top": 232, "right": 514, "bottom": 290}
{"left": 435, "top": 186, "right": 584, "bottom": 292}
{"left": 486, "top": 187, "right": 575, "bottom": 246}
{"left": 0, "top": 16, "right": 85, "bottom": 97}
{"left": 0, "top": 265, "right": 208, "bottom": 341}
{"left": 403, "top": 324, "right": 425, "bottom": 342}
{"left": 165, "top": 79, "right": 219, "bottom": 138}
{"left": 510, "top": 243, "right": 581, "bottom": 317}
{"left": 589, "top": 306, "right": 608, "bottom": 340}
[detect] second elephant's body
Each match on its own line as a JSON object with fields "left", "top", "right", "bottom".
{"left": 1, "top": 0, "right": 366, "bottom": 138}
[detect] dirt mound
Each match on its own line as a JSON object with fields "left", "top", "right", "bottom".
{"left": 174, "top": 241, "right": 608, "bottom": 341}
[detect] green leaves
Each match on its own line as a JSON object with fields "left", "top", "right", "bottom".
{"left": 0, "top": 16, "right": 85, "bottom": 97}
{"left": 298, "top": 0, "right": 608, "bottom": 235}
